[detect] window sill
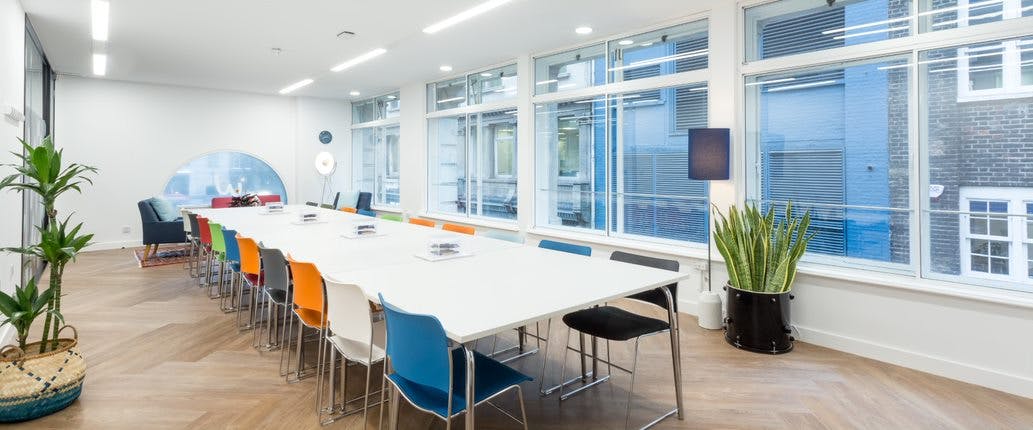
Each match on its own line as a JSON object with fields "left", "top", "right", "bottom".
{"left": 371, "top": 205, "right": 403, "bottom": 214}
{"left": 526, "top": 226, "right": 709, "bottom": 261}
{"left": 418, "top": 212, "right": 520, "bottom": 232}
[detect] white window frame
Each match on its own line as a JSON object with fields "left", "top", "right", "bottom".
{"left": 352, "top": 92, "right": 402, "bottom": 208}
{"left": 959, "top": 187, "right": 1033, "bottom": 284}
{"left": 956, "top": 0, "right": 1033, "bottom": 101}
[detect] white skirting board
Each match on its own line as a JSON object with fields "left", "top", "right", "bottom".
{"left": 84, "top": 240, "right": 143, "bottom": 252}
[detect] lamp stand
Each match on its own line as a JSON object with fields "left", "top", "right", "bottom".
{"left": 698, "top": 202, "right": 724, "bottom": 330}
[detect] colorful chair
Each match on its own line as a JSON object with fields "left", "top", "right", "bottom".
{"left": 357, "top": 209, "right": 376, "bottom": 217}
{"left": 340, "top": 207, "right": 358, "bottom": 214}
{"left": 285, "top": 257, "right": 328, "bottom": 395}
{"left": 536, "top": 239, "right": 590, "bottom": 396}
{"left": 207, "top": 222, "right": 228, "bottom": 299}
{"left": 442, "top": 223, "right": 475, "bottom": 235}
{"left": 380, "top": 214, "right": 403, "bottom": 222}
{"left": 196, "top": 216, "right": 213, "bottom": 289}
{"left": 236, "top": 236, "right": 264, "bottom": 332}
{"left": 480, "top": 230, "right": 525, "bottom": 244}
{"left": 219, "top": 228, "right": 242, "bottom": 313}
{"left": 187, "top": 213, "right": 202, "bottom": 277}
{"left": 257, "top": 246, "right": 292, "bottom": 368}
{"left": 537, "top": 239, "right": 591, "bottom": 256}
{"left": 378, "top": 294, "right": 531, "bottom": 430}
{"left": 319, "top": 278, "right": 385, "bottom": 425}
{"left": 408, "top": 218, "right": 435, "bottom": 228}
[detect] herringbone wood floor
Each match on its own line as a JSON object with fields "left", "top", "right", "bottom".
{"left": 11, "top": 249, "right": 1033, "bottom": 429}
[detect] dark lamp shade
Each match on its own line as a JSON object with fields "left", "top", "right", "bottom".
{"left": 688, "top": 128, "right": 730, "bottom": 180}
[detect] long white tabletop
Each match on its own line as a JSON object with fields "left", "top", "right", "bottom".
{"left": 191, "top": 205, "right": 689, "bottom": 428}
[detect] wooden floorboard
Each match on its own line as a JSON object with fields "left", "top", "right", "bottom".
{"left": 9, "top": 249, "right": 1033, "bottom": 429}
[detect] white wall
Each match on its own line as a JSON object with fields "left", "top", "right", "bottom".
{"left": 294, "top": 97, "right": 351, "bottom": 206}
{"left": 0, "top": 0, "right": 25, "bottom": 347}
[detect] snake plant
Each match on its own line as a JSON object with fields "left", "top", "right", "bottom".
{"left": 712, "top": 202, "right": 814, "bottom": 294}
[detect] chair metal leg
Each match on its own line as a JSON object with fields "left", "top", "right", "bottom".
{"left": 379, "top": 358, "right": 388, "bottom": 430}
{"left": 516, "top": 385, "right": 529, "bottom": 430}
{"left": 280, "top": 305, "right": 293, "bottom": 377}
{"left": 624, "top": 338, "right": 641, "bottom": 430}
{"left": 537, "top": 318, "right": 554, "bottom": 396}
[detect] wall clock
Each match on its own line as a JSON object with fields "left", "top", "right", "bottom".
{"left": 318, "top": 130, "right": 333, "bottom": 144}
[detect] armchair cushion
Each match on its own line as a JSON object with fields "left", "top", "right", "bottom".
{"left": 147, "top": 197, "right": 180, "bottom": 222}
{"left": 138, "top": 200, "right": 187, "bottom": 246}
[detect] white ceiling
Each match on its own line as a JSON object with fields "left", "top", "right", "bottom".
{"left": 22, "top": 0, "right": 705, "bottom": 99}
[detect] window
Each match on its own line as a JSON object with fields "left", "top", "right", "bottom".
{"left": 161, "top": 152, "right": 287, "bottom": 207}
{"left": 746, "top": 56, "right": 912, "bottom": 268}
{"left": 352, "top": 93, "right": 401, "bottom": 207}
{"left": 922, "top": 0, "right": 1033, "bottom": 32}
{"left": 956, "top": 38, "right": 1033, "bottom": 101}
{"left": 745, "top": 0, "right": 912, "bottom": 62}
{"left": 534, "top": 21, "right": 710, "bottom": 245}
{"left": 922, "top": 37, "right": 1033, "bottom": 292}
{"left": 427, "top": 65, "right": 519, "bottom": 221}
{"left": 958, "top": 188, "right": 1033, "bottom": 284}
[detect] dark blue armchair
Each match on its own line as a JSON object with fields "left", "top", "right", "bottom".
{"left": 137, "top": 199, "right": 187, "bottom": 259}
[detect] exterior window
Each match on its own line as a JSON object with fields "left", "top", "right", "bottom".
{"left": 956, "top": 38, "right": 1033, "bottom": 101}
{"left": 162, "top": 152, "right": 287, "bottom": 207}
{"left": 922, "top": 0, "right": 1033, "bottom": 32}
{"left": 746, "top": 56, "right": 912, "bottom": 267}
{"left": 534, "top": 44, "right": 605, "bottom": 95}
{"left": 427, "top": 65, "right": 518, "bottom": 221}
{"left": 957, "top": 189, "right": 1033, "bottom": 285}
{"left": 745, "top": 0, "right": 912, "bottom": 62}
{"left": 352, "top": 93, "right": 401, "bottom": 207}
{"left": 922, "top": 37, "right": 1033, "bottom": 292}
{"left": 607, "top": 21, "right": 708, "bottom": 84}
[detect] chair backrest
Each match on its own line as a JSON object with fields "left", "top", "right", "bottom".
{"left": 610, "top": 251, "right": 680, "bottom": 312}
{"left": 357, "top": 209, "right": 376, "bottom": 217}
{"left": 237, "top": 236, "right": 261, "bottom": 276}
{"left": 538, "top": 239, "right": 591, "bottom": 256}
{"left": 188, "top": 213, "right": 201, "bottom": 239}
{"left": 379, "top": 294, "right": 451, "bottom": 394}
{"left": 340, "top": 207, "right": 358, "bottom": 214}
{"left": 137, "top": 200, "right": 159, "bottom": 223}
{"left": 480, "top": 230, "right": 524, "bottom": 244}
{"left": 221, "top": 229, "right": 240, "bottom": 263}
{"left": 409, "top": 218, "right": 435, "bottom": 228}
{"left": 356, "top": 192, "right": 373, "bottom": 211}
{"left": 324, "top": 278, "right": 374, "bottom": 346}
{"left": 380, "top": 214, "right": 403, "bottom": 222}
{"left": 320, "top": 203, "right": 334, "bottom": 209}
{"left": 211, "top": 197, "right": 233, "bottom": 208}
{"left": 258, "top": 194, "right": 282, "bottom": 205}
{"left": 305, "top": 201, "right": 319, "bottom": 207}
{"left": 259, "top": 247, "right": 290, "bottom": 295}
{"left": 443, "top": 223, "right": 475, "bottom": 235}
{"left": 331, "top": 192, "right": 340, "bottom": 209}
{"left": 288, "top": 258, "right": 324, "bottom": 313}
{"left": 208, "top": 222, "right": 226, "bottom": 254}
{"left": 197, "top": 216, "right": 212, "bottom": 245}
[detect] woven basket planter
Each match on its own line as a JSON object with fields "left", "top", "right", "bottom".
{"left": 0, "top": 326, "right": 85, "bottom": 422}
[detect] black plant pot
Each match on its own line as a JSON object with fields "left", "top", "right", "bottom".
{"left": 724, "top": 284, "right": 794, "bottom": 354}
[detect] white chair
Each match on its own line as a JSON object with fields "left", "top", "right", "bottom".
{"left": 319, "top": 278, "right": 385, "bottom": 427}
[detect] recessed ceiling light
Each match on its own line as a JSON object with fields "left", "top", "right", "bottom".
{"left": 440, "top": 65, "right": 453, "bottom": 72}
{"left": 279, "top": 78, "right": 314, "bottom": 94}
{"left": 619, "top": 39, "right": 634, "bottom": 46}
{"left": 575, "top": 26, "right": 593, "bottom": 35}
{"left": 331, "top": 48, "right": 387, "bottom": 72}
{"left": 349, "top": 90, "right": 361, "bottom": 96}
{"left": 92, "top": 53, "right": 107, "bottom": 76}
{"left": 423, "top": 0, "right": 513, "bottom": 34}
{"left": 91, "top": 0, "right": 109, "bottom": 41}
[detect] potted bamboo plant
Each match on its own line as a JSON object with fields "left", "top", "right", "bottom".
{"left": 713, "top": 202, "right": 813, "bottom": 354}
{"left": 0, "top": 136, "right": 96, "bottom": 421}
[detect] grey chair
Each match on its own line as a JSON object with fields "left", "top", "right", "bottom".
{"left": 187, "top": 213, "right": 202, "bottom": 277}
{"left": 257, "top": 246, "right": 292, "bottom": 374}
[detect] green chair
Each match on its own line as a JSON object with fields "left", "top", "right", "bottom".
{"left": 207, "top": 222, "right": 228, "bottom": 300}
{"left": 380, "top": 214, "right": 403, "bottom": 222}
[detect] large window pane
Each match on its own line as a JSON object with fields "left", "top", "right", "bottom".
{"left": 429, "top": 116, "right": 467, "bottom": 215}
{"left": 921, "top": 0, "right": 1030, "bottom": 32}
{"left": 746, "top": 0, "right": 912, "bottom": 61}
{"left": 536, "top": 96, "right": 607, "bottom": 232}
{"left": 379, "top": 125, "right": 401, "bottom": 206}
{"left": 428, "top": 77, "right": 467, "bottom": 111}
{"left": 921, "top": 37, "right": 1033, "bottom": 290}
{"left": 352, "top": 92, "right": 399, "bottom": 122}
{"left": 469, "top": 64, "right": 518, "bottom": 104}
{"left": 747, "top": 56, "right": 912, "bottom": 267}
{"left": 608, "top": 21, "right": 708, "bottom": 84}
{"left": 352, "top": 127, "right": 376, "bottom": 195}
{"left": 610, "top": 85, "right": 709, "bottom": 243}
{"left": 534, "top": 44, "right": 606, "bottom": 95}
{"left": 429, "top": 112, "right": 518, "bottom": 220}
{"left": 162, "top": 152, "right": 288, "bottom": 207}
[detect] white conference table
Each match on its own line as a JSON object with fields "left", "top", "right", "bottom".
{"left": 192, "top": 205, "right": 689, "bottom": 428}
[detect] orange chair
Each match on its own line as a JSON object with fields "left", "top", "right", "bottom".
{"left": 286, "top": 257, "right": 328, "bottom": 389}
{"left": 408, "top": 218, "right": 435, "bottom": 228}
{"left": 340, "top": 207, "right": 358, "bottom": 214}
{"left": 236, "top": 236, "right": 263, "bottom": 334}
{"left": 442, "top": 223, "right": 475, "bottom": 235}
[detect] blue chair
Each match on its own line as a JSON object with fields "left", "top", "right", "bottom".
{"left": 378, "top": 294, "right": 531, "bottom": 429}
{"left": 136, "top": 199, "right": 187, "bottom": 261}
{"left": 220, "top": 228, "right": 242, "bottom": 314}
{"left": 357, "top": 209, "right": 376, "bottom": 217}
{"left": 538, "top": 239, "right": 591, "bottom": 256}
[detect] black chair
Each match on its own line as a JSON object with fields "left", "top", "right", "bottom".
{"left": 356, "top": 192, "right": 373, "bottom": 211}
{"left": 137, "top": 199, "right": 187, "bottom": 261}
{"left": 558, "top": 251, "right": 680, "bottom": 430}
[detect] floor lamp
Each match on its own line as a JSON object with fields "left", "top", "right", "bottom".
{"left": 688, "top": 128, "right": 730, "bottom": 330}
{"left": 315, "top": 151, "right": 336, "bottom": 206}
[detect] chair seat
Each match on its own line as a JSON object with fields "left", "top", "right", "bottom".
{"left": 387, "top": 349, "right": 531, "bottom": 419}
{"left": 263, "top": 288, "right": 289, "bottom": 305}
{"left": 243, "top": 272, "right": 264, "bottom": 286}
{"left": 562, "top": 306, "right": 670, "bottom": 341}
{"left": 327, "top": 320, "right": 386, "bottom": 366}
{"left": 294, "top": 307, "right": 327, "bottom": 328}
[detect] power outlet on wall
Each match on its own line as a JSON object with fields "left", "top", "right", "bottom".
{"left": 122, "top": 225, "right": 131, "bottom": 234}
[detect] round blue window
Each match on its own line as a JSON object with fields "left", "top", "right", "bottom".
{"left": 162, "top": 152, "right": 288, "bottom": 207}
